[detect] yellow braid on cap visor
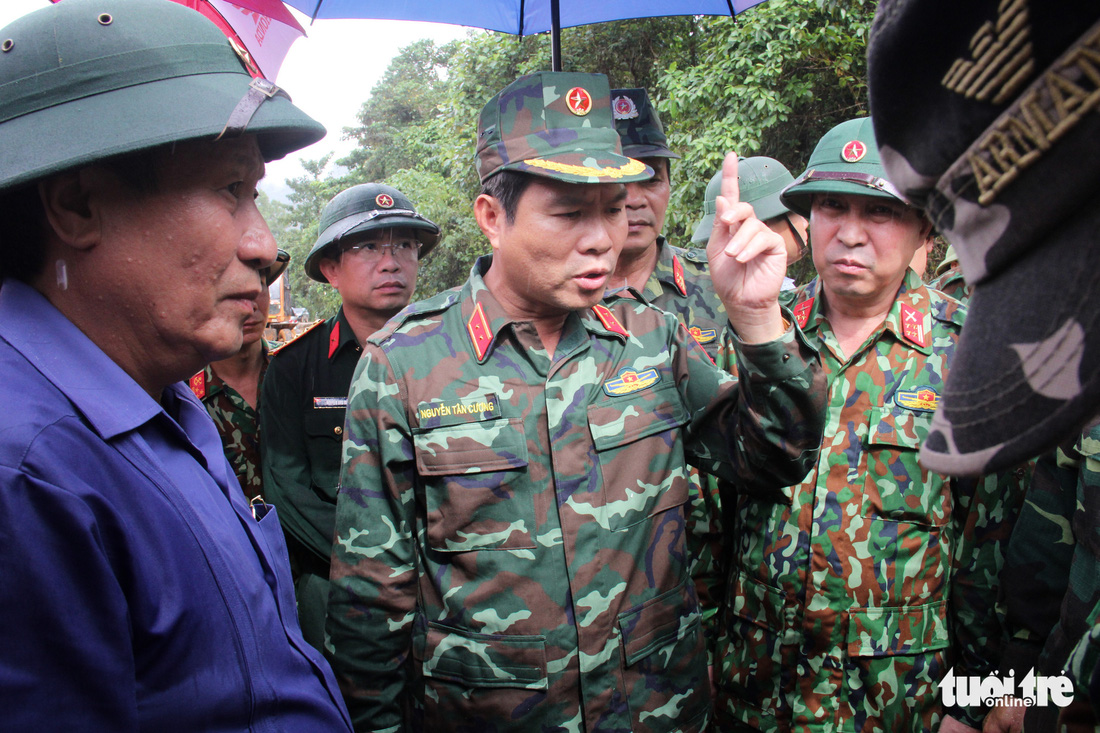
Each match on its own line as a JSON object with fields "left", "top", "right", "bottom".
{"left": 524, "top": 157, "right": 648, "bottom": 179}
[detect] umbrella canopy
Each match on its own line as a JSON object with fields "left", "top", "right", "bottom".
{"left": 285, "top": 0, "right": 769, "bottom": 70}
{"left": 177, "top": 0, "right": 306, "bottom": 80}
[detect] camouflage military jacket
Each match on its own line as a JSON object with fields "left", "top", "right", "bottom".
{"left": 715, "top": 270, "right": 1022, "bottom": 732}
{"left": 999, "top": 424, "right": 1100, "bottom": 731}
{"left": 638, "top": 237, "right": 728, "bottom": 363}
{"left": 190, "top": 341, "right": 271, "bottom": 502}
{"left": 326, "top": 255, "right": 825, "bottom": 733}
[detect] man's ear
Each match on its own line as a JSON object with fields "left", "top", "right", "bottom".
{"left": 37, "top": 169, "right": 102, "bottom": 251}
{"left": 473, "top": 194, "right": 505, "bottom": 252}
{"left": 318, "top": 256, "right": 341, "bottom": 290}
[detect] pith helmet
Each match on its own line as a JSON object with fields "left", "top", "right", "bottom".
{"left": 692, "top": 156, "right": 796, "bottom": 244}
{"left": 0, "top": 0, "right": 324, "bottom": 194}
{"left": 610, "top": 88, "right": 680, "bottom": 160}
{"left": 305, "top": 183, "right": 442, "bottom": 283}
{"left": 475, "top": 71, "right": 652, "bottom": 185}
{"left": 780, "top": 117, "right": 903, "bottom": 219}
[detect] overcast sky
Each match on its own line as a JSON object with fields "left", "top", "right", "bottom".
{"left": 0, "top": 1, "right": 469, "bottom": 200}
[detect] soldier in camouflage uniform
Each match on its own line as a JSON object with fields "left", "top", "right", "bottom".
{"left": 262, "top": 184, "right": 440, "bottom": 651}
{"left": 926, "top": 245, "right": 969, "bottom": 302}
{"left": 609, "top": 87, "right": 727, "bottom": 363}
{"left": 713, "top": 118, "right": 1022, "bottom": 733}
{"left": 191, "top": 250, "right": 289, "bottom": 501}
{"left": 325, "top": 71, "right": 827, "bottom": 732}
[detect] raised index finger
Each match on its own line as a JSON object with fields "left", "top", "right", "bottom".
{"left": 721, "top": 152, "right": 740, "bottom": 206}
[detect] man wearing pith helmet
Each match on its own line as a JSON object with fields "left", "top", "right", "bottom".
{"left": 712, "top": 117, "right": 1021, "bottom": 733}
{"left": 325, "top": 71, "right": 826, "bottom": 732}
{"left": 0, "top": 0, "right": 350, "bottom": 729}
{"left": 262, "top": 182, "right": 439, "bottom": 651}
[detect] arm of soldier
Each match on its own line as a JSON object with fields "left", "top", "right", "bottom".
{"left": 946, "top": 468, "right": 1029, "bottom": 728}
{"left": 326, "top": 346, "right": 418, "bottom": 733}
{"left": 707, "top": 153, "right": 788, "bottom": 344}
{"left": 259, "top": 351, "right": 316, "bottom": 545}
{"left": 673, "top": 308, "right": 825, "bottom": 500}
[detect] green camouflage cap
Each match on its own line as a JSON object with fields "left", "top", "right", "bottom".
{"left": 780, "top": 117, "right": 904, "bottom": 219}
{"left": 691, "top": 156, "right": 796, "bottom": 243}
{"left": 475, "top": 71, "right": 653, "bottom": 184}
{"left": 305, "top": 183, "right": 442, "bottom": 283}
{"left": 0, "top": 0, "right": 325, "bottom": 194}
{"left": 610, "top": 88, "right": 680, "bottom": 160}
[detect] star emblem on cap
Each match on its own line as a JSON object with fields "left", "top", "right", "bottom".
{"left": 376, "top": 193, "right": 394, "bottom": 208}
{"left": 612, "top": 95, "right": 639, "bottom": 120}
{"left": 842, "top": 140, "right": 867, "bottom": 162}
{"left": 566, "top": 87, "right": 593, "bottom": 116}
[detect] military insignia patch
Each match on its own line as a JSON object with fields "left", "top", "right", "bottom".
{"left": 566, "top": 87, "right": 593, "bottom": 116}
{"left": 899, "top": 303, "right": 928, "bottom": 347}
{"left": 376, "top": 193, "right": 394, "bottom": 208}
{"left": 612, "top": 94, "right": 639, "bottom": 120}
{"left": 603, "top": 366, "right": 660, "bottom": 397}
{"left": 592, "top": 304, "right": 629, "bottom": 338}
{"left": 467, "top": 302, "right": 494, "bottom": 361}
{"left": 689, "top": 326, "right": 717, "bottom": 344}
{"left": 794, "top": 298, "right": 814, "bottom": 328}
{"left": 672, "top": 255, "right": 687, "bottom": 296}
{"left": 896, "top": 387, "right": 940, "bottom": 412}
{"left": 842, "top": 140, "right": 867, "bottom": 162}
{"left": 188, "top": 372, "right": 206, "bottom": 399}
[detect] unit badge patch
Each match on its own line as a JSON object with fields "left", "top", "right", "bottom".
{"left": 566, "top": 86, "right": 593, "bottom": 116}
{"left": 612, "top": 94, "right": 638, "bottom": 120}
{"left": 376, "top": 193, "right": 394, "bottom": 208}
{"left": 896, "top": 387, "right": 940, "bottom": 413}
{"left": 603, "top": 366, "right": 660, "bottom": 397}
{"left": 842, "top": 140, "right": 867, "bottom": 162}
{"left": 689, "top": 326, "right": 717, "bottom": 345}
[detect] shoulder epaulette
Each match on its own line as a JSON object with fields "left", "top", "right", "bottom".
{"left": 269, "top": 319, "right": 325, "bottom": 356}
{"left": 679, "top": 247, "right": 710, "bottom": 267}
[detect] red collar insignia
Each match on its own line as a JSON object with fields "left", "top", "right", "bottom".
{"left": 592, "top": 304, "right": 629, "bottom": 338}
{"left": 793, "top": 298, "right": 814, "bottom": 328}
{"left": 671, "top": 254, "right": 688, "bottom": 297}
{"left": 899, "top": 303, "right": 927, "bottom": 347}
{"left": 189, "top": 371, "right": 206, "bottom": 400}
{"left": 328, "top": 321, "right": 340, "bottom": 359}
{"left": 467, "top": 302, "right": 493, "bottom": 361}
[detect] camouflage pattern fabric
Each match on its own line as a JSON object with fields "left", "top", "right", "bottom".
{"left": 194, "top": 341, "right": 271, "bottom": 502}
{"left": 714, "top": 269, "right": 1024, "bottom": 732}
{"left": 326, "top": 255, "right": 826, "bottom": 733}
{"left": 999, "top": 423, "right": 1100, "bottom": 731}
{"left": 1061, "top": 621, "right": 1100, "bottom": 732}
{"left": 475, "top": 72, "right": 651, "bottom": 185}
{"left": 927, "top": 246, "right": 970, "bottom": 303}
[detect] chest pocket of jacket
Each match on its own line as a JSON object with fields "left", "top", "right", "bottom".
{"left": 414, "top": 417, "right": 533, "bottom": 552}
{"left": 303, "top": 408, "right": 345, "bottom": 490}
{"left": 587, "top": 381, "right": 690, "bottom": 532}
{"left": 863, "top": 404, "right": 951, "bottom": 527}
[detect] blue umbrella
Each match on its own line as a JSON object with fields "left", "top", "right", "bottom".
{"left": 285, "top": 0, "right": 770, "bottom": 70}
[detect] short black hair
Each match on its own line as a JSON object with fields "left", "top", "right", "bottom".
{"left": 0, "top": 148, "right": 163, "bottom": 284}
{"left": 480, "top": 170, "right": 534, "bottom": 224}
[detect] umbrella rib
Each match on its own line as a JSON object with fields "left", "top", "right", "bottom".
{"left": 725, "top": 0, "right": 736, "bottom": 15}
{"left": 518, "top": 0, "right": 526, "bottom": 35}
{"left": 309, "top": 0, "right": 323, "bottom": 21}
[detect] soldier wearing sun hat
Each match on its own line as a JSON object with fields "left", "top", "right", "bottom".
{"left": 324, "top": 70, "right": 827, "bottom": 731}
{"left": 261, "top": 182, "right": 440, "bottom": 651}
{"left": 0, "top": 0, "right": 351, "bottom": 729}
{"left": 867, "top": 2, "right": 1100, "bottom": 730}
{"left": 712, "top": 116, "right": 1023, "bottom": 732}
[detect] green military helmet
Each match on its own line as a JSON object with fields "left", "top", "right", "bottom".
{"left": 475, "top": 71, "right": 653, "bottom": 185}
{"left": 305, "top": 183, "right": 442, "bottom": 283}
{"left": 610, "top": 88, "right": 680, "bottom": 161}
{"left": 0, "top": 0, "right": 325, "bottom": 195}
{"left": 691, "top": 156, "right": 796, "bottom": 244}
{"left": 780, "top": 117, "right": 905, "bottom": 219}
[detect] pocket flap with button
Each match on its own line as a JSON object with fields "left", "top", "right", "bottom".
{"left": 617, "top": 579, "right": 700, "bottom": 667}
{"left": 847, "top": 600, "right": 949, "bottom": 658}
{"left": 417, "top": 622, "right": 548, "bottom": 690}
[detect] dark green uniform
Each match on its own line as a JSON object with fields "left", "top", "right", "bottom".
{"left": 261, "top": 308, "right": 362, "bottom": 650}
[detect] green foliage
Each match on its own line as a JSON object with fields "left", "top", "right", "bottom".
{"left": 267, "top": 0, "right": 877, "bottom": 303}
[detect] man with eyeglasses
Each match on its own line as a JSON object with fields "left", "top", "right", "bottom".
{"left": 261, "top": 183, "right": 441, "bottom": 651}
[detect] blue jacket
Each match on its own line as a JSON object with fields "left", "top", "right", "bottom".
{"left": 0, "top": 280, "right": 351, "bottom": 732}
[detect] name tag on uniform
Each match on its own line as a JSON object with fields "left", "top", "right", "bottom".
{"left": 313, "top": 397, "right": 348, "bottom": 409}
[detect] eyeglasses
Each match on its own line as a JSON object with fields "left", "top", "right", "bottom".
{"left": 341, "top": 238, "right": 422, "bottom": 262}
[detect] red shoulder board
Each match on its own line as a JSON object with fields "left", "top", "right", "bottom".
{"left": 467, "top": 302, "right": 493, "bottom": 362}
{"left": 328, "top": 321, "right": 340, "bottom": 359}
{"left": 592, "top": 304, "right": 629, "bottom": 338}
{"left": 189, "top": 371, "right": 206, "bottom": 400}
{"left": 671, "top": 255, "right": 688, "bottom": 297}
{"left": 793, "top": 298, "right": 814, "bottom": 329}
{"left": 900, "top": 303, "right": 927, "bottom": 347}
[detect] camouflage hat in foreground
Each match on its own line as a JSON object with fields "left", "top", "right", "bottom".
{"left": 869, "top": 0, "right": 1100, "bottom": 475}
{"left": 692, "top": 156, "right": 796, "bottom": 243}
{"left": 610, "top": 88, "right": 680, "bottom": 160}
{"left": 305, "top": 183, "right": 441, "bottom": 283}
{"left": 475, "top": 71, "right": 652, "bottom": 184}
{"left": 780, "top": 117, "right": 905, "bottom": 219}
{"left": 0, "top": 0, "right": 325, "bottom": 194}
